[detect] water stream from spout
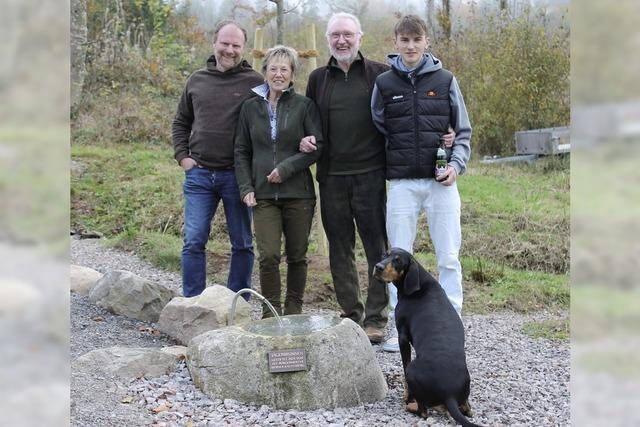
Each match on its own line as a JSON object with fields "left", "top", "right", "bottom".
{"left": 229, "top": 288, "right": 283, "bottom": 328}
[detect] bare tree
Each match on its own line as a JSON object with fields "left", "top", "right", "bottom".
{"left": 0, "top": 0, "right": 28, "bottom": 92}
{"left": 326, "top": 0, "right": 370, "bottom": 19}
{"left": 437, "top": 0, "right": 451, "bottom": 40}
{"left": 425, "top": 0, "right": 436, "bottom": 37}
{"left": 231, "top": 1, "right": 302, "bottom": 45}
{"left": 269, "top": 0, "right": 284, "bottom": 44}
{"left": 71, "top": 0, "right": 87, "bottom": 109}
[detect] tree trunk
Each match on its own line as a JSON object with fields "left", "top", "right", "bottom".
{"left": 425, "top": 0, "right": 436, "bottom": 37}
{"left": 438, "top": 0, "right": 451, "bottom": 40}
{"left": 71, "top": 0, "right": 87, "bottom": 109}
{"left": 270, "top": 0, "right": 284, "bottom": 44}
{"left": 0, "top": 0, "right": 27, "bottom": 93}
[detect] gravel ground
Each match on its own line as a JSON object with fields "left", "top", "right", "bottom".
{"left": 71, "top": 237, "right": 569, "bottom": 426}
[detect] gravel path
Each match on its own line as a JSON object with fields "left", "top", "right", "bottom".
{"left": 70, "top": 238, "right": 569, "bottom": 426}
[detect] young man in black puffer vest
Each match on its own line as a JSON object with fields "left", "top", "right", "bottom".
{"left": 371, "top": 14, "right": 472, "bottom": 350}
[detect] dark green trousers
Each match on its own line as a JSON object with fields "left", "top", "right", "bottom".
{"left": 319, "top": 169, "right": 389, "bottom": 329}
{"left": 253, "top": 198, "right": 315, "bottom": 317}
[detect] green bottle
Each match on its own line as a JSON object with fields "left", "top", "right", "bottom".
{"left": 435, "top": 143, "right": 447, "bottom": 177}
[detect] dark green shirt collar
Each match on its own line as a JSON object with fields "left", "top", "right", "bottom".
{"left": 328, "top": 51, "right": 364, "bottom": 71}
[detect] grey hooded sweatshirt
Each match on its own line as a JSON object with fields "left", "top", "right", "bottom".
{"left": 371, "top": 53, "right": 472, "bottom": 176}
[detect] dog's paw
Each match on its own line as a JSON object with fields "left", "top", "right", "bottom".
{"left": 433, "top": 404, "right": 447, "bottom": 415}
{"left": 402, "top": 379, "right": 410, "bottom": 402}
{"left": 405, "top": 400, "right": 419, "bottom": 414}
{"left": 460, "top": 400, "right": 474, "bottom": 417}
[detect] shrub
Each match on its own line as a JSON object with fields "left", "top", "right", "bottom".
{"left": 438, "top": 9, "right": 569, "bottom": 156}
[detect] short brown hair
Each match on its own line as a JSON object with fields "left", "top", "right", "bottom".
{"left": 394, "top": 15, "right": 428, "bottom": 37}
{"left": 213, "top": 20, "right": 248, "bottom": 43}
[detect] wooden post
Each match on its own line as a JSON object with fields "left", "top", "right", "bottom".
{"left": 252, "top": 27, "right": 264, "bottom": 72}
{"left": 305, "top": 23, "right": 317, "bottom": 71}
{"left": 305, "top": 24, "right": 327, "bottom": 257}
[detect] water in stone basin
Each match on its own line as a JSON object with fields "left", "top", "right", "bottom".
{"left": 242, "top": 314, "right": 341, "bottom": 336}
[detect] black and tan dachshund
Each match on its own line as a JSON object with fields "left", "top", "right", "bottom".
{"left": 374, "top": 248, "right": 483, "bottom": 427}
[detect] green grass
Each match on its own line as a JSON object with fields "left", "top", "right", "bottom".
{"left": 451, "top": 157, "right": 569, "bottom": 274}
{"left": 522, "top": 318, "right": 569, "bottom": 341}
{"left": 71, "top": 141, "right": 569, "bottom": 314}
{"left": 572, "top": 143, "right": 640, "bottom": 289}
{"left": 1, "top": 126, "right": 69, "bottom": 256}
{"left": 572, "top": 144, "right": 640, "bottom": 222}
{"left": 572, "top": 286, "right": 640, "bottom": 340}
{"left": 71, "top": 143, "right": 184, "bottom": 236}
{"left": 578, "top": 348, "right": 640, "bottom": 379}
{"left": 413, "top": 252, "right": 569, "bottom": 314}
{"left": 110, "top": 231, "right": 183, "bottom": 272}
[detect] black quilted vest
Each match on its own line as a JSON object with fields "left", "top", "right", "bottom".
{"left": 376, "top": 66, "right": 453, "bottom": 179}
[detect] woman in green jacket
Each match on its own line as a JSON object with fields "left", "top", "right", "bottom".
{"left": 234, "top": 45, "right": 323, "bottom": 317}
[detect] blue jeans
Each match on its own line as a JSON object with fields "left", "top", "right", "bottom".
{"left": 182, "top": 167, "right": 254, "bottom": 298}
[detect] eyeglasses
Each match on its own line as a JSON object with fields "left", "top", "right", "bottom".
{"left": 328, "top": 32, "right": 359, "bottom": 41}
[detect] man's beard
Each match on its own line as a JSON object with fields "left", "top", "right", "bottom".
{"left": 330, "top": 46, "right": 359, "bottom": 64}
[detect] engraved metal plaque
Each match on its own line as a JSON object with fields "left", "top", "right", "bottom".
{"left": 267, "top": 348, "right": 307, "bottom": 373}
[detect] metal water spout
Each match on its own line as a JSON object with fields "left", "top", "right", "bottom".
{"left": 229, "top": 288, "right": 283, "bottom": 328}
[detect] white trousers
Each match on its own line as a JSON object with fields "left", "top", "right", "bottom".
{"left": 386, "top": 178, "right": 463, "bottom": 316}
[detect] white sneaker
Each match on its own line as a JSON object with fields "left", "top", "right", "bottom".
{"left": 382, "top": 336, "right": 399, "bottom": 352}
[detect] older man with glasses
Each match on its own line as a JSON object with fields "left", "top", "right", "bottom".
{"left": 300, "top": 12, "right": 390, "bottom": 343}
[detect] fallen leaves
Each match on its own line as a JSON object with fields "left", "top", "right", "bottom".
{"left": 138, "top": 325, "right": 161, "bottom": 336}
{"left": 152, "top": 404, "right": 169, "bottom": 413}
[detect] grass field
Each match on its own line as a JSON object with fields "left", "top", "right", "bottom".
{"left": 0, "top": 126, "right": 69, "bottom": 255}
{"left": 71, "top": 141, "right": 569, "bottom": 338}
{"left": 571, "top": 142, "right": 640, "bottom": 344}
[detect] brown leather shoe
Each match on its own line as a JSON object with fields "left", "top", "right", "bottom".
{"left": 365, "top": 326, "right": 384, "bottom": 343}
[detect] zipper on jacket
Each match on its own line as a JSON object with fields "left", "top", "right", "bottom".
{"left": 272, "top": 134, "right": 277, "bottom": 197}
{"left": 272, "top": 102, "right": 287, "bottom": 201}
{"left": 410, "top": 72, "right": 420, "bottom": 173}
{"left": 267, "top": 100, "right": 279, "bottom": 200}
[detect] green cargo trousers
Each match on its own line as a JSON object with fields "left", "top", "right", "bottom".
{"left": 253, "top": 198, "right": 316, "bottom": 317}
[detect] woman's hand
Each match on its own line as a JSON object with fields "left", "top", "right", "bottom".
{"left": 299, "top": 135, "right": 317, "bottom": 153}
{"left": 266, "top": 168, "right": 282, "bottom": 183}
{"left": 243, "top": 192, "right": 257, "bottom": 207}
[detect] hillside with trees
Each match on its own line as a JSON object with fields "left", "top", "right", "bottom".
{"left": 72, "top": 0, "right": 569, "bottom": 156}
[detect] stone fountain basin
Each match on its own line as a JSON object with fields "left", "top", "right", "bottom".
{"left": 186, "top": 314, "right": 388, "bottom": 410}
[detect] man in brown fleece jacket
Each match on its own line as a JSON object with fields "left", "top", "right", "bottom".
{"left": 172, "top": 20, "right": 263, "bottom": 298}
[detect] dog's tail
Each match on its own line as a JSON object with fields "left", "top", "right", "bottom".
{"left": 444, "top": 397, "right": 484, "bottom": 427}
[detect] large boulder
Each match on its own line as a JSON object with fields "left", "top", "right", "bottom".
{"left": 89, "top": 270, "right": 175, "bottom": 322}
{"left": 158, "top": 285, "right": 251, "bottom": 345}
{"left": 0, "top": 278, "right": 41, "bottom": 314}
{"left": 70, "top": 264, "right": 102, "bottom": 296}
{"left": 187, "top": 314, "right": 388, "bottom": 410}
{"left": 75, "top": 346, "right": 181, "bottom": 379}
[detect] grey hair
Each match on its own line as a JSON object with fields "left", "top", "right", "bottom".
{"left": 325, "top": 12, "right": 363, "bottom": 37}
{"left": 261, "top": 45, "right": 299, "bottom": 76}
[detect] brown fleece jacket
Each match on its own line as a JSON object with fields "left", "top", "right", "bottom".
{"left": 172, "top": 56, "right": 264, "bottom": 169}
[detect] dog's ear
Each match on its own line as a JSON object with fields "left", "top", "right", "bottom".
{"left": 403, "top": 260, "right": 422, "bottom": 295}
